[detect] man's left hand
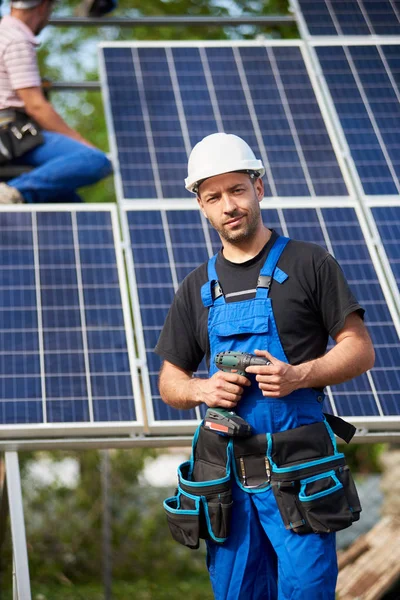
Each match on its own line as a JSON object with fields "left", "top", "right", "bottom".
{"left": 245, "top": 349, "right": 301, "bottom": 398}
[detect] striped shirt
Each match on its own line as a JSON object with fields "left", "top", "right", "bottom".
{"left": 0, "top": 15, "right": 41, "bottom": 110}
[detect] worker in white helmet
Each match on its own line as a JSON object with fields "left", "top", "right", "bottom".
{"left": 156, "top": 133, "right": 374, "bottom": 600}
{"left": 0, "top": 0, "right": 112, "bottom": 203}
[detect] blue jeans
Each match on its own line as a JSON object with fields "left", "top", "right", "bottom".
{"left": 9, "top": 131, "right": 113, "bottom": 203}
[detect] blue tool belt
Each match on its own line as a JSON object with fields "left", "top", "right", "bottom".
{"left": 164, "top": 418, "right": 361, "bottom": 549}
{"left": 234, "top": 419, "right": 361, "bottom": 534}
{"left": 164, "top": 426, "right": 232, "bottom": 549}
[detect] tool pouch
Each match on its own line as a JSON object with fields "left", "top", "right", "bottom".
{"left": 163, "top": 425, "right": 233, "bottom": 549}
{"left": 0, "top": 111, "right": 43, "bottom": 165}
{"left": 233, "top": 433, "right": 271, "bottom": 491}
{"left": 268, "top": 420, "right": 362, "bottom": 534}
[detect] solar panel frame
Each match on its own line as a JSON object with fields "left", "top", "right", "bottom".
{"left": 119, "top": 200, "right": 205, "bottom": 435}
{"left": 97, "top": 39, "right": 400, "bottom": 438}
{"left": 299, "top": 37, "right": 400, "bottom": 203}
{"left": 364, "top": 198, "right": 400, "bottom": 316}
{"left": 98, "top": 40, "right": 354, "bottom": 204}
{"left": 122, "top": 198, "right": 400, "bottom": 434}
{"left": 291, "top": 0, "right": 400, "bottom": 38}
{"left": 0, "top": 203, "right": 144, "bottom": 439}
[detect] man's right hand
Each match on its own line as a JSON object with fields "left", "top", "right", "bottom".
{"left": 193, "top": 370, "right": 251, "bottom": 410}
{"left": 158, "top": 360, "right": 250, "bottom": 411}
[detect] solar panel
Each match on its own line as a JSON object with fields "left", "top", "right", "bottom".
{"left": 123, "top": 201, "right": 400, "bottom": 433}
{"left": 294, "top": 0, "right": 400, "bottom": 36}
{"left": 0, "top": 206, "right": 143, "bottom": 438}
{"left": 313, "top": 42, "right": 400, "bottom": 197}
{"left": 99, "top": 42, "right": 349, "bottom": 201}
{"left": 368, "top": 201, "right": 400, "bottom": 302}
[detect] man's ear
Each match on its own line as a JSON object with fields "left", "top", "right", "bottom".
{"left": 197, "top": 195, "right": 208, "bottom": 219}
{"left": 255, "top": 177, "right": 264, "bottom": 202}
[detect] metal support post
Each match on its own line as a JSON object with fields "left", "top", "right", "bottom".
{"left": 101, "top": 449, "right": 112, "bottom": 600}
{"left": 0, "top": 456, "right": 8, "bottom": 592}
{"left": 5, "top": 452, "right": 32, "bottom": 600}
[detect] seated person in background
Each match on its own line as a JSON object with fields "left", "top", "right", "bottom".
{"left": 0, "top": 0, "right": 112, "bottom": 204}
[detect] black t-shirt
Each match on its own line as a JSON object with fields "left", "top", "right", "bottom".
{"left": 155, "top": 230, "right": 364, "bottom": 373}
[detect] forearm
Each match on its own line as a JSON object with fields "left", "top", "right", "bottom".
{"left": 158, "top": 366, "right": 203, "bottom": 410}
{"left": 295, "top": 334, "right": 375, "bottom": 389}
{"left": 158, "top": 360, "right": 250, "bottom": 410}
{"left": 248, "top": 314, "right": 375, "bottom": 398}
{"left": 25, "top": 100, "right": 92, "bottom": 146}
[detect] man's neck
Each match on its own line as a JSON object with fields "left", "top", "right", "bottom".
{"left": 10, "top": 9, "right": 38, "bottom": 34}
{"left": 221, "top": 227, "right": 272, "bottom": 263}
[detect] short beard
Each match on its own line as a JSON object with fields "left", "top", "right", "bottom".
{"left": 210, "top": 204, "right": 260, "bottom": 244}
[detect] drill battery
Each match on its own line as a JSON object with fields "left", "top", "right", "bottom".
{"left": 204, "top": 407, "right": 252, "bottom": 437}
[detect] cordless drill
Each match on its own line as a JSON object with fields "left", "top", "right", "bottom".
{"left": 203, "top": 351, "right": 271, "bottom": 437}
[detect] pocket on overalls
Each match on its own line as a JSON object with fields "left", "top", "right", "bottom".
{"left": 269, "top": 420, "right": 362, "bottom": 535}
{"left": 209, "top": 298, "right": 270, "bottom": 351}
{"left": 233, "top": 434, "right": 272, "bottom": 491}
{"left": 163, "top": 426, "right": 233, "bottom": 548}
{"left": 164, "top": 491, "right": 201, "bottom": 549}
{"left": 177, "top": 460, "right": 233, "bottom": 544}
{"left": 337, "top": 464, "right": 362, "bottom": 521}
{"left": 202, "top": 490, "right": 233, "bottom": 541}
{"left": 298, "top": 470, "right": 354, "bottom": 533}
{"left": 273, "top": 480, "right": 311, "bottom": 534}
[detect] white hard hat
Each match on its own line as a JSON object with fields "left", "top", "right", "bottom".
{"left": 185, "top": 132, "right": 265, "bottom": 194}
{"left": 11, "top": 0, "right": 47, "bottom": 7}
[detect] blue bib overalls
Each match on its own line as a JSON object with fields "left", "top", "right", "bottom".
{"left": 201, "top": 236, "right": 338, "bottom": 600}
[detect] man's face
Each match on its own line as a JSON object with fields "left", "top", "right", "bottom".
{"left": 197, "top": 172, "right": 264, "bottom": 244}
{"left": 34, "top": 0, "right": 54, "bottom": 34}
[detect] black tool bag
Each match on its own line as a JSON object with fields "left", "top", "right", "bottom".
{"left": 267, "top": 420, "right": 362, "bottom": 534}
{"left": 0, "top": 111, "right": 44, "bottom": 165}
{"left": 163, "top": 425, "right": 233, "bottom": 549}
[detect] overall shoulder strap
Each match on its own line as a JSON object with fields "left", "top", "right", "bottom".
{"left": 256, "top": 236, "right": 290, "bottom": 299}
{"left": 201, "top": 254, "right": 224, "bottom": 308}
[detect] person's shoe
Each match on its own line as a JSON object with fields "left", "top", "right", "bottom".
{"left": 0, "top": 183, "right": 24, "bottom": 204}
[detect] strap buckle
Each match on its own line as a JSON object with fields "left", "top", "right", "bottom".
{"left": 257, "top": 275, "right": 271, "bottom": 289}
{"left": 212, "top": 281, "right": 223, "bottom": 300}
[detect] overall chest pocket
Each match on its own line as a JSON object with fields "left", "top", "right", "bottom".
{"left": 209, "top": 298, "right": 270, "bottom": 341}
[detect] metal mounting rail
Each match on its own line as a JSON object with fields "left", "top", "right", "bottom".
{"left": 49, "top": 15, "right": 296, "bottom": 27}
{"left": 0, "top": 436, "right": 193, "bottom": 451}
{"left": 50, "top": 81, "right": 101, "bottom": 90}
{"left": 0, "top": 430, "right": 398, "bottom": 452}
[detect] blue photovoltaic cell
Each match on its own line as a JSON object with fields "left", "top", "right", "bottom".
{"left": 314, "top": 207, "right": 399, "bottom": 417}
{"left": 371, "top": 205, "right": 400, "bottom": 291}
{"left": 316, "top": 44, "right": 400, "bottom": 196}
{"left": 127, "top": 209, "right": 211, "bottom": 423}
{"left": 126, "top": 206, "right": 400, "bottom": 425}
{"left": 263, "top": 206, "right": 400, "bottom": 418}
{"left": 0, "top": 210, "right": 137, "bottom": 429}
{"left": 102, "top": 44, "right": 348, "bottom": 200}
{"left": 297, "top": 0, "right": 400, "bottom": 36}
